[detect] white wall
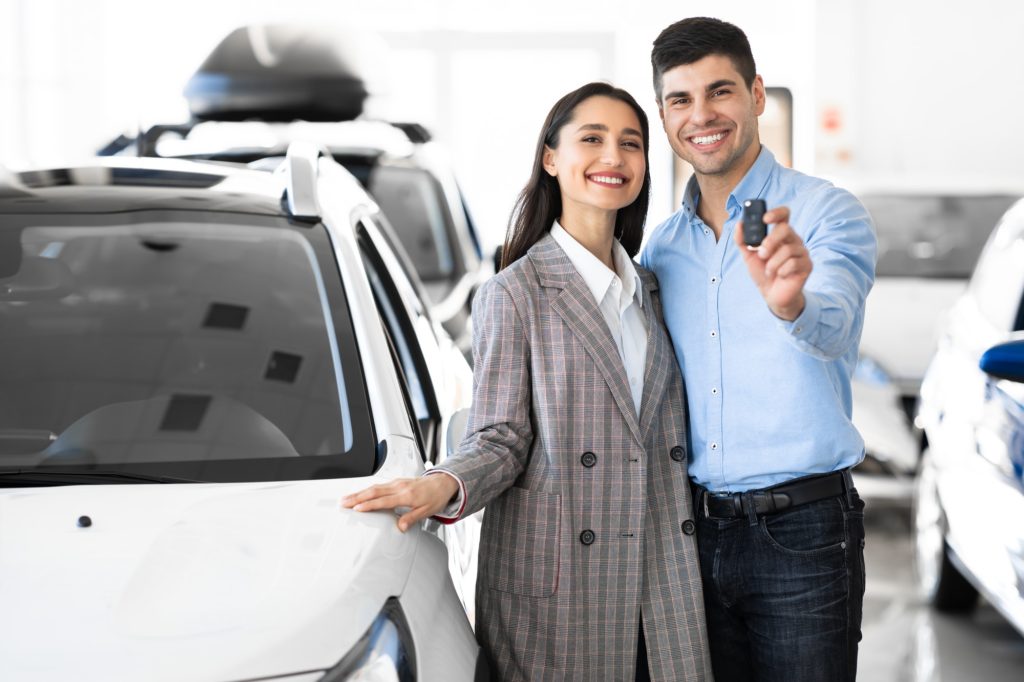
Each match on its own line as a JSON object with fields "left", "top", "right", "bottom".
{"left": 2, "top": 0, "right": 1020, "bottom": 248}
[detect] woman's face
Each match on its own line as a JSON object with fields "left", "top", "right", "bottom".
{"left": 543, "top": 95, "right": 646, "bottom": 218}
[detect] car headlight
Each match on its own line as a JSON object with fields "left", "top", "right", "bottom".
{"left": 854, "top": 354, "right": 893, "bottom": 387}
{"left": 320, "top": 598, "right": 416, "bottom": 682}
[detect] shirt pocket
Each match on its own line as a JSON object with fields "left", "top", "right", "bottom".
{"left": 480, "top": 486, "right": 561, "bottom": 598}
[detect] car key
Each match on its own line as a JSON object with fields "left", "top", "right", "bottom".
{"left": 742, "top": 198, "right": 767, "bottom": 247}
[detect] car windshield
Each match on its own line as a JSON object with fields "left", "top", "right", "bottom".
{"left": 0, "top": 212, "right": 374, "bottom": 482}
{"left": 367, "top": 165, "right": 456, "bottom": 282}
{"left": 864, "top": 194, "right": 1018, "bottom": 278}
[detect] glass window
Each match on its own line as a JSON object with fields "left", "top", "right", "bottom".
{"left": 368, "top": 165, "right": 455, "bottom": 282}
{"left": 0, "top": 212, "right": 374, "bottom": 481}
{"left": 864, "top": 194, "right": 1019, "bottom": 278}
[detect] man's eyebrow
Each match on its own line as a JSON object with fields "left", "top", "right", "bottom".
{"left": 576, "top": 123, "right": 643, "bottom": 137}
{"left": 662, "top": 79, "right": 738, "bottom": 101}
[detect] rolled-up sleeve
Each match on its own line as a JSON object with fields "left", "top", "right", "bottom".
{"left": 779, "top": 186, "right": 877, "bottom": 360}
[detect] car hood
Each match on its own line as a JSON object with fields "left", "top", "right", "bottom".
{"left": 0, "top": 477, "right": 418, "bottom": 681}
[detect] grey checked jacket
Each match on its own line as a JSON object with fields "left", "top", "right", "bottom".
{"left": 436, "top": 234, "right": 712, "bottom": 681}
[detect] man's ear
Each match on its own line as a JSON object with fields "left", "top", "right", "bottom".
{"left": 542, "top": 146, "right": 557, "bottom": 176}
{"left": 752, "top": 75, "right": 767, "bottom": 116}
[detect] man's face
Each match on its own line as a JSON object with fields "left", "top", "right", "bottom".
{"left": 657, "top": 54, "right": 765, "bottom": 183}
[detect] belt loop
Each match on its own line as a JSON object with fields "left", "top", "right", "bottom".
{"left": 842, "top": 468, "right": 855, "bottom": 509}
{"left": 742, "top": 492, "right": 758, "bottom": 527}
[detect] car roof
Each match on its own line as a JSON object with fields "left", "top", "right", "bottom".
{"left": 0, "top": 156, "right": 290, "bottom": 216}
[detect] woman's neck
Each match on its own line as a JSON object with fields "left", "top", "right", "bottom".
{"left": 558, "top": 205, "right": 617, "bottom": 271}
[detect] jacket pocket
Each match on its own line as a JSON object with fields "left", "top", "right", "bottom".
{"left": 480, "top": 486, "right": 561, "bottom": 598}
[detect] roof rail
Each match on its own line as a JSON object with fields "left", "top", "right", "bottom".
{"left": 284, "top": 141, "right": 324, "bottom": 220}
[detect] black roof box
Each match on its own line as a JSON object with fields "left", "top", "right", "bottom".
{"left": 184, "top": 25, "right": 370, "bottom": 122}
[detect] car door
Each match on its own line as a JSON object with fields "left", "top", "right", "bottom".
{"left": 928, "top": 202, "right": 1024, "bottom": 600}
{"left": 355, "top": 210, "right": 480, "bottom": 621}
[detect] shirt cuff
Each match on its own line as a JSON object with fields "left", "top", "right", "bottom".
{"left": 778, "top": 291, "right": 821, "bottom": 343}
{"left": 423, "top": 469, "right": 466, "bottom": 524}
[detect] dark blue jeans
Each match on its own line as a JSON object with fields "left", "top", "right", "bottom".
{"left": 694, "top": 484, "right": 866, "bottom": 681}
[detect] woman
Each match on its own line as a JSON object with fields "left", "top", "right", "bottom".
{"left": 342, "top": 82, "right": 711, "bottom": 681}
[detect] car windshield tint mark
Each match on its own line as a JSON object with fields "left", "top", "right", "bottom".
{"left": 867, "top": 195, "right": 1019, "bottom": 278}
{"left": 0, "top": 220, "right": 354, "bottom": 472}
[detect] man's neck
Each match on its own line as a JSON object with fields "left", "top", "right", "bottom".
{"left": 693, "top": 145, "right": 762, "bottom": 241}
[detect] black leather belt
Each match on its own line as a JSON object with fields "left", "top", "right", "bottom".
{"left": 698, "top": 469, "right": 852, "bottom": 520}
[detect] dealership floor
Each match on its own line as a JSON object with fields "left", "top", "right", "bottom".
{"left": 860, "top": 503, "right": 1024, "bottom": 680}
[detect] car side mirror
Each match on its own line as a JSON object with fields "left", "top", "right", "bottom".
{"left": 979, "top": 339, "right": 1024, "bottom": 383}
{"left": 445, "top": 408, "right": 471, "bottom": 459}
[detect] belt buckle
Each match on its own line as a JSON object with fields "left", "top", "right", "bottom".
{"left": 703, "top": 490, "right": 710, "bottom": 518}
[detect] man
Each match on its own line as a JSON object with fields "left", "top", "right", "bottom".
{"left": 640, "top": 17, "right": 876, "bottom": 682}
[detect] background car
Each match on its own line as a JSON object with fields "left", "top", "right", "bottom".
{"left": 101, "top": 24, "right": 490, "bottom": 359}
{"left": 0, "top": 148, "right": 484, "bottom": 680}
{"left": 839, "top": 179, "right": 1021, "bottom": 500}
{"left": 913, "top": 196, "right": 1024, "bottom": 637}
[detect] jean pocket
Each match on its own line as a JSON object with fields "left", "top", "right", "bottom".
{"left": 758, "top": 496, "right": 849, "bottom": 557}
{"left": 480, "top": 486, "right": 561, "bottom": 597}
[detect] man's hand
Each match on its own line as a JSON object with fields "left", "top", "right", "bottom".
{"left": 734, "top": 206, "right": 812, "bottom": 321}
{"left": 341, "top": 474, "right": 460, "bottom": 532}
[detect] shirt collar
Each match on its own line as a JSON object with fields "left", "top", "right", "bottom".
{"left": 679, "top": 145, "right": 777, "bottom": 217}
{"left": 550, "top": 221, "right": 643, "bottom": 310}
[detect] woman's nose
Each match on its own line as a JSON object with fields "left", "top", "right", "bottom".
{"left": 600, "top": 143, "right": 623, "bottom": 166}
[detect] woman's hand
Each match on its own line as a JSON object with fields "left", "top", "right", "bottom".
{"left": 340, "top": 474, "right": 460, "bottom": 532}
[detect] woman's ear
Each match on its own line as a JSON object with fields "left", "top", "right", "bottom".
{"left": 542, "top": 146, "right": 557, "bottom": 177}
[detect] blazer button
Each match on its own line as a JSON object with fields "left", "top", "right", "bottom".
{"left": 579, "top": 529, "right": 596, "bottom": 545}
{"left": 581, "top": 451, "right": 597, "bottom": 468}
{"left": 670, "top": 446, "right": 685, "bottom": 462}
{"left": 681, "top": 520, "right": 696, "bottom": 535}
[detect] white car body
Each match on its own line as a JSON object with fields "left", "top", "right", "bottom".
{"left": 0, "top": 152, "right": 483, "bottom": 681}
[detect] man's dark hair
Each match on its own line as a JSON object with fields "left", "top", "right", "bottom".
{"left": 651, "top": 17, "right": 757, "bottom": 100}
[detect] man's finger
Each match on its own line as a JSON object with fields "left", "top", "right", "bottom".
{"left": 763, "top": 206, "right": 790, "bottom": 225}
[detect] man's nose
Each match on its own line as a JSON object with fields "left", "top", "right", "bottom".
{"left": 690, "top": 97, "right": 716, "bottom": 126}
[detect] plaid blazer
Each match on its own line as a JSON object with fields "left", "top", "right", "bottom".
{"left": 436, "top": 234, "right": 712, "bottom": 681}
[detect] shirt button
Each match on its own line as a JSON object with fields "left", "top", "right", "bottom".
{"left": 711, "top": 387, "right": 719, "bottom": 395}
{"left": 795, "top": 326, "right": 803, "bottom": 334}
{"left": 710, "top": 330, "right": 717, "bottom": 338}
{"left": 580, "top": 529, "right": 596, "bottom": 546}
{"left": 581, "top": 451, "right": 597, "bottom": 468}
{"left": 710, "top": 442, "right": 719, "bottom": 451}
{"left": 704, "top": 229, "right": 710, "bottom": 235}
{"left": 710, "top": 276, "right": 718, "bottom": 283}
{"left": 670, "top": 446, "right": 685, "bottom": 462}
{"left": 681, "top": 520, "right": 696, "bottom": 535}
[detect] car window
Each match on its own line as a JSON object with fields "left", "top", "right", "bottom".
{"left": 368, "top": 165, "right": 456, "bottom": 282}
{"left": 0, "top": 212, "right": 375, "bottom": 481}
{"left": 863, "top": 194, "right": 1018, "bottom": 278}
{"left": 968, "top": 209, "right": 1024, "bottom": 331}
{"left": 356, "top": 216, "right": 443, "bottom": 459}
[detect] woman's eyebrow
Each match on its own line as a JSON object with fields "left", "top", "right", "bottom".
{"left": 576, "top": 123, "right": 643, "bottom": 137}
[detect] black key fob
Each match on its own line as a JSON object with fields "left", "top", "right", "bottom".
{"left": 742, "top": 199, "right": 767, "bottom": 247}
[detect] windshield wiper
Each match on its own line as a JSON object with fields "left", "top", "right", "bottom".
{"left": 0, "top": 469, "right": 203, "bottom": 487}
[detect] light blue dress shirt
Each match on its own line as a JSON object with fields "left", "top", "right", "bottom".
{"left": 641, "top": 147, "right": 877, "bottom": 492}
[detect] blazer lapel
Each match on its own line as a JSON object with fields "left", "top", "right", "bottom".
{"left": 529, "top": 235, "right": 644, "bottom": 447}
{"left": 637, "top": 271, "right": 675, "bottom": 441}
